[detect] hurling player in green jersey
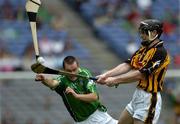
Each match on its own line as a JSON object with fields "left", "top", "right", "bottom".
{"left": 35, "top": 56, "right": 117, "bottom": 124}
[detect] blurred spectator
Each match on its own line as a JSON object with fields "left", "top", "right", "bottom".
{"left": 74, "top": 0, "right": 89, "bottom": 11}
{"left": 50, "top": 13, "right": 67, "bottom": 31}
{"left": 93, "top": 0, "right": 120, "bottom": 26}
{"left": 109, "top": 0, "right": 126, "bottom": 18}
{"left": 96, "top": 0, "right": 109, "bottom": 16}
{"left": 63, "top": 36, "right": 73, "bottom": 51}
{"left": 37, "top": 35, "right": 67, "bottom": 68}
{"left": 36, "top": 17, "right": 43, "bottom": 30}
{"left": 174, "top": 55, "right": 180, "bottom": 66}
{"left": 38, "top": 6, "right": 53, "bottom": 23}
{"left": 126, "top": 40, "right": 138, "bottom": 55}
{"left": 0, "top": 46, "right": 17, "bottom": 71}
{"left": 94, "top": 15, "right": 112, "bottom": 26}
{"left": 22, "top": 42, "right": 34, "bottom": 70}
{"left": 1, "top": 0, "right": 15, "bottom": 20}
{"left": 39, "top": 36, "right": 52, "bottom": 56}
{"left": 74, "top": 0, "right": 179, "bottom": 69}
{"left": 136, "top": 0, "right": 152, "bottom": 11}
{"left": 125, "top": 7, "right": 141, "bottom": 30}
{"left": 1, "top": 27, "right": 19, "bottom": 40}
{"left": 163, "top": 21, "right": 176, "bottom": 35}
{"left": 53, "top": 40, "right": 65, "bottom": 55}
{"left": 39, "top": 35, "right": 65, "bottom": 56}
{"left": 23, "top": 42, "right": 34, "bottom": 59}
{"left": 15, "top": 4, "right": 27, "bottom": 21}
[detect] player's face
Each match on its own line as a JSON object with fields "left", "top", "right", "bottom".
{"left": 64, "top": 61, "right": 79, "bottom": 81}
{"left": 139, "top": 31, "right": 149, "bottom": 41}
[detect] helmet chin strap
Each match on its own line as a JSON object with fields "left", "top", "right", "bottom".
{"left": 141, "top": 31, "right": 158, "bottom": 46}
{"left": 148, "top": 31, "right": 158, "bottom": 41}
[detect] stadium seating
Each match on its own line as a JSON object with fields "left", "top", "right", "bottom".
{"left": 0, "top": 0, "right": 179, "bottom": 124}
{"left": 65, "top": 0, "right": 179, "bottom": 67}
{"left": 0, "top": 0, "right": 100, "bottom": 123}
{"left": 0, "top": 0, "right": 94, "bottom": 71}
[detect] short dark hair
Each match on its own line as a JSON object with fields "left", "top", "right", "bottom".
{"left": 63, "top": 56, "right": 79, "bottom": 69}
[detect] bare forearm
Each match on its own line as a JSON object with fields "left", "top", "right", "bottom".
{"left": 75, "top": 93, "right": 98, "bottom": 103}
{"left": 114, "top": 70, "right": 144, "bottom": 85}
{"left": 42, "top": 78, "right": 59, "bottom": 89}
{"left": 105, "top": 63, "right": 131, "bottom": 77}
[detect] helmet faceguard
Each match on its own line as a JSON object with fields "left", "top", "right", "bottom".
{"left": 139, "top": 19, "right": 163, "bottom": 46}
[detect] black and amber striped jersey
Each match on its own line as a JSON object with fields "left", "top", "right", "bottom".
{"left": 126, "top": 41, "right": 170, "bottom": 93}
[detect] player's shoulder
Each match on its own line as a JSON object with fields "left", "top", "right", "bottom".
{"left": 56, "top": 75, "right": 66, "bottom": 81}
{"left": 154, "top": 41, "right": 168, "bottom": 55}
{"left": 78, "top": 67, "right": 92, "bottom": 76}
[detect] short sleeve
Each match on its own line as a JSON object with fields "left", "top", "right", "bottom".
{"left": 124, "top": 47, "right": 142, "bottom": 64}
{"left": 124, "top": 59, "right": 131, "bottom": 64}
{"left": 139, "top": 47, "right": 167, "bottom": 75}
{"left": 79, "top": 68, "right": 97, "bottom": 93}
{"left": 54, "top": 76, "right": 67, "bottom": 94}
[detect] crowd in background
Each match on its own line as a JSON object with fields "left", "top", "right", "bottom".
{"left": 0, "top": 0, "right": 74, "bottom": 72}
{"left": 0, "top": 0, "right": 87, "bottom": 123}
{"left": 66, "top": 0, "right": 180, "bottom": 123}
{"left": 0, "top": 0, "right": 179, "bottom": 69}
{"left": 67, "top": 0, "right": 179, "bottom": 67}
{"left": 64, "top": 0, "right": 180, "bottom": 124}
{"left": 0, "top": 0, "right": 179, "bottom": 124}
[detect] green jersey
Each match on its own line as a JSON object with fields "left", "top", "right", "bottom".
{"left": 54, "top": 68, "right": 107, "bottom": 122}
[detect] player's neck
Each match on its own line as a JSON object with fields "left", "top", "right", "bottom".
{"left": 147, "top": 39, "right": 160, "bottom": 49}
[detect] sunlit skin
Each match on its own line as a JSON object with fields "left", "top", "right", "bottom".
{"left": 139, "top": 32, "right": 149, "bottom": 41}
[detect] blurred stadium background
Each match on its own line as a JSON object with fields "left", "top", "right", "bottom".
{"left": 0, "top": 0, "right": 179, "bottom": 124}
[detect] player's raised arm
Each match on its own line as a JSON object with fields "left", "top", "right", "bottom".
{"left": 97, "top": 62, "right": 131, "bottom": 83}
{"left": 104, "top": 69, "right": 145, "bottom": 87}
{"left": 105, "top": 62, "right": 132, "bottom": 76}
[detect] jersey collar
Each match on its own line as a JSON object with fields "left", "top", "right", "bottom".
{"left": 147, "top": 40, "right": 164, "bottom": 50}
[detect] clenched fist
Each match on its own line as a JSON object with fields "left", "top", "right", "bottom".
{"left": 35, "top": 74, "right": 45, "bottom": 81}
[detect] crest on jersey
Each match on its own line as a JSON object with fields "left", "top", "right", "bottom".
{"left": 152, "top": 60, "right": 161, "bottom": 68}
{"left": 87, "top": 80, "right": 95, "bottom": 87}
